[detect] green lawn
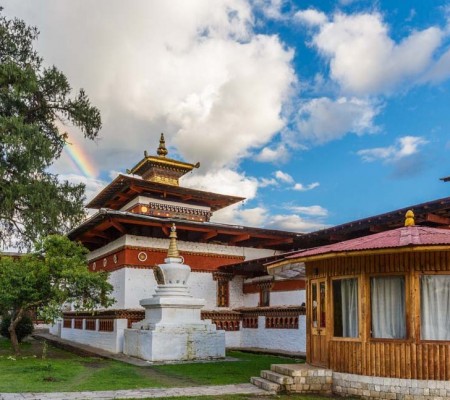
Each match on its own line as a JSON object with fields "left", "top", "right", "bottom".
{"left": 0, "top": 337, "right": 302, "bottom": 392}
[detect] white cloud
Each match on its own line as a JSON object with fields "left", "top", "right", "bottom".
{"left": 182, "top": 168, "right": 258, "bottom": 199}
{"left": 266, "top": 214, "right": 329, "bottom": 232}
{"left": 274, "top": 170, "right": 294, "bottom": 183}
{"left": 294, "top": 9, "right": 328, "bottom": 27}
{"left": 357, "top": 136, "right": 429, "bottom": 162}
{"left": 253, "top": 0, "right": 286, "bottom": 20}
{"left": 254, "top": 143, "right": 289, "bottom": 162}
{"left": 259, "top": 177, "right": 278, "bottom": 187}
{"left": 292, "top": 182, "right": 320, "bottom": 191}
{"left": 287, "top": 205, "right": 328, "bottom": 217}
{"left": 310, "top": 12, "right": 443, "bottom": 95}
{"left": 3, "top": 1, "right": 295, "bottom": 175}
{"left": 296, "top": 97, "right": 379, "bottom": 143}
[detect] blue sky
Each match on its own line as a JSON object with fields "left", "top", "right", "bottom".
{"left": 3, "top": 0, "right": 450, "bottom": 232}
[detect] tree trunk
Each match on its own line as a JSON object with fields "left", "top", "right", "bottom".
{"left": 8, "top": 309, "right": 24, "bottom": 355}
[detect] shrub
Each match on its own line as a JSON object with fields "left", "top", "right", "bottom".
{"left": 1, "top": 315, "right": 34, "bottom": 342}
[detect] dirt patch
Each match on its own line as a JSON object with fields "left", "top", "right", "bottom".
{"left": 137, "top": 367, "right": 198, "bottom": 387}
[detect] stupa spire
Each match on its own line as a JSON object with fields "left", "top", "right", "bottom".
{"left": 167, "top": 224, "right": 180, "bottom": 258}
{"left": 157, "top": 133, "right": 168, "bottom": 157}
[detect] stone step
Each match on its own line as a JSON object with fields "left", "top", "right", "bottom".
{"left": 250, "top": 376, "right": 281, "bottom": 392}
{"left": 260, "top": 370, "right": 294, "bottom": 385}
{"left": 271, "top": 364, "right": 301, "bottom": 377}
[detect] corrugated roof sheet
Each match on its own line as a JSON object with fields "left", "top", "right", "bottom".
{"left": 286, "top": 225, "right": 450, "bottom": 259}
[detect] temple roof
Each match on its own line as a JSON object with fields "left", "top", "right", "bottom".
{"left": 86, "top": 173, "right": 245, "bottom": 211}
{"left": 68, "top": 209, "right": 300, "bottom": 251}
{"left": 291, "top": 195, "right": 450, "bottom": 248}
{"left": 128, "top": 133, "right": 199, "bottom": 186}
{"left": 283, "top": 225, "right": 450, "bottom": 262}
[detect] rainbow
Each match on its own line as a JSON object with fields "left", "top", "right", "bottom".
{"left": 63, "top": 132, "right": 98, "bottom": 179}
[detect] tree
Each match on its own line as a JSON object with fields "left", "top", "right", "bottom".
{"left": 0, "top": 9, "right": 102, "bottom": 249}
{"left": 0, "top": 235, "right": 114, "bottom": 354}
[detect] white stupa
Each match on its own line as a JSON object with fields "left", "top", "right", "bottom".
{"left": 123, "top": 224, "right": 225, "bottom": 362}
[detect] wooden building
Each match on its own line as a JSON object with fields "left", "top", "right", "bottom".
{"left": 266, "top": 211, "right": 450, "bottom": 396}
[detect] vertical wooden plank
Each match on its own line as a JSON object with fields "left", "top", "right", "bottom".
{"left": 417, "top": 344, "right": 423, "bottom": 380}
{"left": 423, "top": 344, "right": 429, "bottom": 380}
{"left": 405, "top": 341, "right": 411, "bottom": 379}
{"left": 395, "top": 343, "right": 401, "bottom": 378}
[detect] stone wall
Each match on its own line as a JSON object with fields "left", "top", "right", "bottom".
{"left": 333, "top": 372, "right": 450, "bottom": 399}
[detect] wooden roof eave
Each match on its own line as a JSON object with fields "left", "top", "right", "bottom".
{"left": 267, "top": 244, "right": 450, "bottom": 273}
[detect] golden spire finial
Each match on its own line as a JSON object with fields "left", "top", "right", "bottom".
{"left": 405, "top": 210, "right": 415, "bottom": 227}
{"left": 157, "top": 133, "right": 168, "bottom": 157}
{"left": 167, "top": 224, "right": 180, "bottom": 258}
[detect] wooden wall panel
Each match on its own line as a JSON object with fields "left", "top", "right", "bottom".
{"left": 306, "top": 250, "right": 450, "bottom": 381}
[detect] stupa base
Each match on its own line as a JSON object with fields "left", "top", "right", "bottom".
{"left": 123, "top": 325, "right": 225, "bottom": 362}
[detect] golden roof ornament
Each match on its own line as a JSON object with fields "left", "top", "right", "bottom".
{"left": 167, "top": 224, "right": 180, "bottom": 258}
{"left": 405, "top": 210, "right": 415, "bottom": 227}
{"left": 157, "top": 133, "right": 168, "bottom": 157}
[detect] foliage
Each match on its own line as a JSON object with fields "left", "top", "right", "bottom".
{"left": 0, "top": 235, "right": 114, "bottom": 353}
{"left": 0, "top": 9, "right": 102, "bottom": 249}
{"left": 0, "top": 314, "right": 33, "bottom": 342}
{"left": 0, "top": 342, "right": 301, "bottom": 393}
{"left": 154, "top": 351, "right": 302, "bottom": 386}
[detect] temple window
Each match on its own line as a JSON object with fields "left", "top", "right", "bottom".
{"left": 332, "top": 278, "right": 359, "bottom": 338}
{"left": 217, "top": 280, "right": 229, "bottom": 307}
{"left": 420, "top": 275, "right": 450, "bottom": 340}
{"left": 370, "top": 276, "right": 406, "bottom": 339}
{"left": 213, "top": 272, "right": 232, "bottom": 308}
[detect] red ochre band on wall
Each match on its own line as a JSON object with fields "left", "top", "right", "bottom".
{"left": 243, "top": 279, "right": 306, "bottom": 293}
{"left": 89, "top": 246, "right": 244, "bottom": 272}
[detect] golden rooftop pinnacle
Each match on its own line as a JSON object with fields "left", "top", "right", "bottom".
{"left": 167, "top": 223, "right": 180, "bottom": 258}
{"left": 405, "top": 210, "right": 415, "bottom": 227}
{"left": 157, "top": 133, "right": 168, "bottom": 157}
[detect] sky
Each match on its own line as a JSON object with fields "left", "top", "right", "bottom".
{"left": 3, "top": 0, "right": 450, "bottom": 233}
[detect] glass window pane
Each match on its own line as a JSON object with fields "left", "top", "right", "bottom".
{"left": 421, "top": 275, "right": 450, "bottom": 340}
{"left": 312, "top": 283, "right": 318, "bottom": 328}
{"left": 333, "top": 278, "right": 359, "bottom": 338}
{"left": 371, "top": 276, "right": 406, "bottom": 339}
{"left": 319, "top": 282, "right": 326, "bottom": 328}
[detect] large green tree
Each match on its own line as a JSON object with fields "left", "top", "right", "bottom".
{"left": 0, "top": 9, "right": 102, "bottom": 249}
{"left": 0, "top": 235, "right": 114, "bottom": 354}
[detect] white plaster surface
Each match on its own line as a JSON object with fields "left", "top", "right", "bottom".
{"left": 88, "top": 235, "right": 279, "bottom": 262}
{"left": 270, "top": 290, "right": 305, "bottom": 307}
{"left": 60, "top": 319, "right": 127, "bottom": 353}
{"left": 113, "top": 268, "right": 246, "bottom": 310}
{"left": 241, "top": 315, "right": 306, "bottom": 353}
{"left": 124, "top": 328, "right": 225, "bottom": 361}
{"left": 243, "top": 293, "right": 259, "bottom": 308}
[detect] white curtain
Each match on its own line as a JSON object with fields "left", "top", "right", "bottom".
{"left": 341, "top": 278, "right": 358, "bottom": 337}
{"left": 421, "top": 275, "right": 450, "bottom": 340}
{"left": 371, "top": 276, "right": 406, "bottom": 339}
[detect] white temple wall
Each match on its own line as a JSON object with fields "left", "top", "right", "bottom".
{"left": 108, "top": 269, "right": 127, "bottom": 309}
{"left": 270, "top": 290, "right": 305, "bottom": 307}
{"left": 88, "top": 235, "right": 280, "bottom": 262}
{"left": 188, "top": 272, "right": 217, "bottom": 309}
{"left": 60, "top": 319, "right": 128, "bottom": 353}
{"left": 240, "top": 316, "right": 306, "bottom": 353}
{"left": 122, "top": 268, "right": 157, "bottom": 309}
{"left": 243, "top": 290, "right": 305, "bottom": 308}
{"left": 229, "top": 276, "right": 244, "bottom": 309}
{"left": 114, "top": 268, "right": 245, "bottom": 310}
{"left": 244, "top": 293, "right": 259, "bottom": 307}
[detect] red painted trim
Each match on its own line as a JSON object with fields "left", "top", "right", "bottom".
{"left": 243, "top": 279, "right": 306, "bottom": 294}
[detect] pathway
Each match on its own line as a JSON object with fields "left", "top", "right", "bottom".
{"left": 0, "top": 383, "right": 270, "bottom": 400}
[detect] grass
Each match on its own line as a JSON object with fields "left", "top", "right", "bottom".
{"left": 0, "top": 337, "right": 301, "bottom": 393}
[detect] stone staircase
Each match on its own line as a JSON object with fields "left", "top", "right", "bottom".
{"left": 251, "top": 363, "right": 333, "bottom": 395}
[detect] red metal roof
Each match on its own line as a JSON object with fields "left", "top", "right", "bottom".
{"left": 286, "top": 225, "right": 450, "bottom": 259}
